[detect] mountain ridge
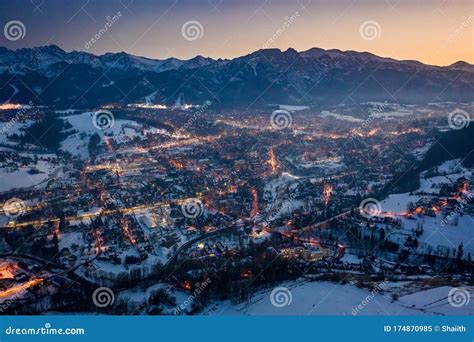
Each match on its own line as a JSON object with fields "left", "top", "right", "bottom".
{"left": 1, "top": 45, "right": 473, "bottom": 108}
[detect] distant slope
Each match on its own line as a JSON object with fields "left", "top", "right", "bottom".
{"left": 420, "top": 125, "right": 474, "bottom": 170}
{"left": 382, "top": 124, "right": 474, "bottom": 195}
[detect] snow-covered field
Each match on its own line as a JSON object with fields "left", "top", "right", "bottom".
{"left": 205, "top": 280, "right": 473, "bottom": 316}
{"left": 0, "top": 150, "right": 60, "bottom": 192}
{"left": 278, "top": 105, "right": 309, "bottom": 112}
{"left": 0, "top": 161, "right": 54, "bottom": 192}
{"left": 319, "top": 111, "right": 364, "bottom": 123}
{"left": 319, "top": 103, "right": 424, "bottom": 123}
{"left": 378, "top": 159, "right": 473, "bottom": 254}
{"left": 58, "top": 232, "right": 85, "bottom": 250}
{"left": 264, "top": 172, "right": 299, "bottom": 201}
{"left": 0, "top": 120, "right": 34, "bottom": 146}
{"left": 61, "top": 111, "right": 160, "bottom": 158}
{"left": 290, "top": 154, "right": 344, "bottom": 172}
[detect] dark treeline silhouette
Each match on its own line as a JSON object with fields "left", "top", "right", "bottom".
{"left": 420, "top": 125, "right": 474, "bottom": 170}
{"left": 9, "top": 115, "right": 72, "bottom": 151}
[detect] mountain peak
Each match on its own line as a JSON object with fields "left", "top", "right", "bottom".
{"left": 1, "top": 45, "right": 473, "bottom": 107}
{"left": 284, "top": 47, "right": 298, "bottom": 54}
{"left": 34, "top": 44, "right": 65, "bottom": 54}
{"left": 450, "top": 60, "right": 473, "bottom": 67}
{"left": 449, "top": 60, "right": 474, "bottom": 72}
{"left": 450, "top": 60, "right": 471, "bottom": 66}
{"left": 252, "top": 48, "right": 282, "bottom": 56}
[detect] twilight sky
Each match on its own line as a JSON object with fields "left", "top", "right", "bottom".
{"left": 0, "top": 0, "right": 472, "bottom": 66}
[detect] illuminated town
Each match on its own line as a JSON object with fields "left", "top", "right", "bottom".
{"left": 0, "top": 97, "right": 472, "bottom": 315}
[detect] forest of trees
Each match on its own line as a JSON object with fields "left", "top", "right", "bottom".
{"left": 420, "top": 125, "right": 474, "bottom": 170}
{"left": 9, "top": 115, "right": 72, "bottom": 151}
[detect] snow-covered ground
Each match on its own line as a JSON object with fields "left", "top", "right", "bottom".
{"left": 319, "top": 111, "right": 364, "bottom": 123}
{"left": 278, "top": 105, "right": 309, "bottom": 112}
{"left": 378, "top": 159, "right": 473, "bottom": 254}
{"left": 115, "top": 283, "right": 196, "bottom": 314}
{"left": 262, "top": 172, "right": 303, "bottom": 221}
{"left": 301, "top": 156, "right": 344, "bottom": 171}
{"left": 264, "top": 172, "right": 299, "bottom": 201}
{"left": 0, "top": 120, "right": 34, "bottom": 148}
{"left": 405, "top": 215, "right": 472, "bottom": 254}
{"left": 58, "top": 232, "right": 85, "bottom": 250}
{"left": 61, "top": 111, "right": 161, "bottom": 158}
{"left": 205, "top": 280, "right": 473, "bottom": 316}
{"left": 0, "top": 160, "right": 59, "bottom": 192}
{"left": 418, "top": 160, "right": 469, "bottom": 194}
{"left": 376, "top": 109, "right": 414, "bottom": 119}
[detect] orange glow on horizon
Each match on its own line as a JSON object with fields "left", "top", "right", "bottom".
{"left": 0, "top": 104, "right": 22, "bottom": 111}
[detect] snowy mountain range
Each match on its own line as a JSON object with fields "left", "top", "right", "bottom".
{"left": 0, "top": 45, "right": 473, "bottom": 108}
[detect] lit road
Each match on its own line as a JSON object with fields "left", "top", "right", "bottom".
{"left": 0, "top": 198, "right": 193, "bottom": 228}
{"left": 0, "top": 278, "right": 43, "bottom": 300}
